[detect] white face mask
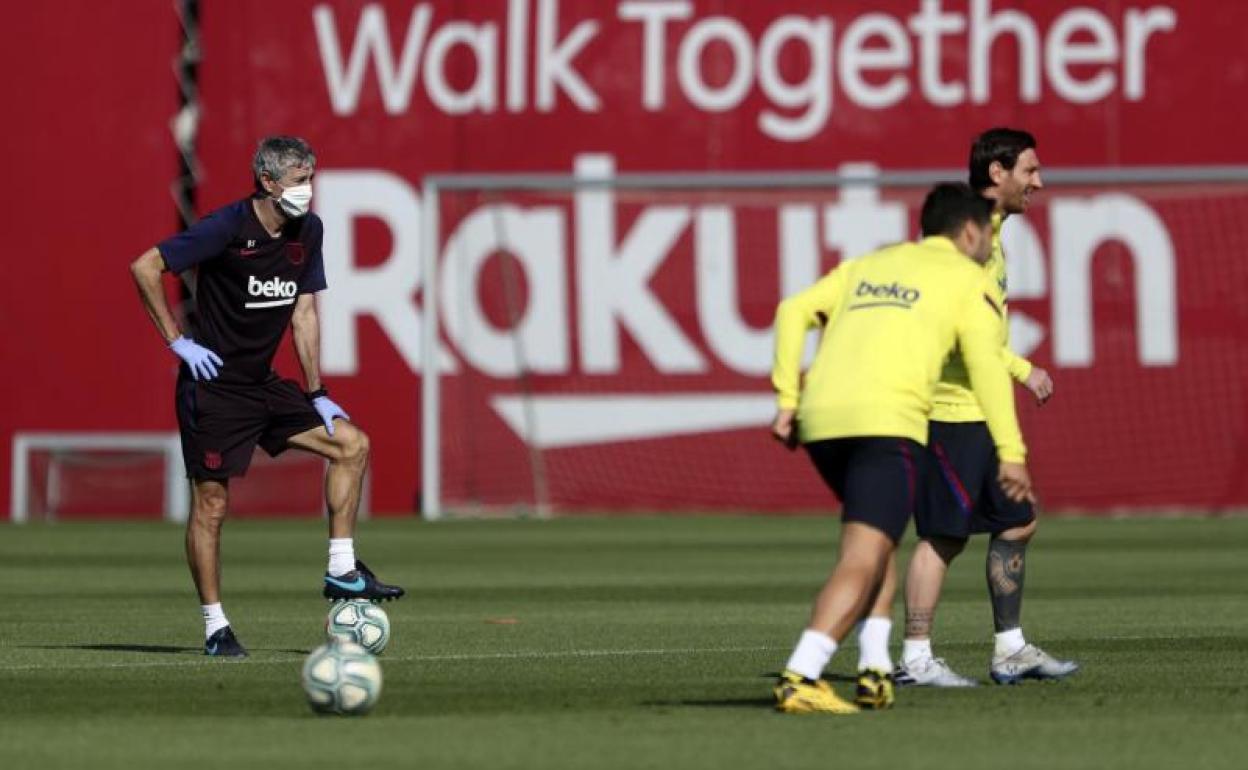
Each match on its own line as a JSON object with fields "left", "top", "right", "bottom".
{"left": 277, "top": 183, "right": 313, "bottom": 218}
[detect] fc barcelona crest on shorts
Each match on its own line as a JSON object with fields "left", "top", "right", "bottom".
{"left": 286, "top": 242, "right": 305, "bottom": 265}
{"left": 204, "top": 450, "right": 224, "bottom": 471}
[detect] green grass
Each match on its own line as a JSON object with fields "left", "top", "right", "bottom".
{"left": 1, "top": 516, "right": 1246, "bottom": 770}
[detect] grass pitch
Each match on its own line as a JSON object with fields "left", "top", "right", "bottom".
{"left": 2, "top": 516, "right": 1246, "bottom": 770}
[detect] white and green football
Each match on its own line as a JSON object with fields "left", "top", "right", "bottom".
{"left": 301, "top": 641, "right": 383, "bottom": 716}
{"left": 325, "top": 599, "right": 391, "bottom": 654}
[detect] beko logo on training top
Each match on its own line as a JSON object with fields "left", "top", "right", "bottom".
{"left": 852, "top": 280, "right": 920, "bottom": 307}
{"left": 245, "top": 275, "right": 298, "bottom": 309}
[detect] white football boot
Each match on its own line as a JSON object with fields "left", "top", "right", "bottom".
{"left": 990, "top": 644, "right": 1080, "bottom": 684}
{"left": 893, "top": 656, "right": 979, "bottom": 687}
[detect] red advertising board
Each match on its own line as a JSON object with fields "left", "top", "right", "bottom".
{"left": 4, "top": 1, "right": 1248, "bottom": 516}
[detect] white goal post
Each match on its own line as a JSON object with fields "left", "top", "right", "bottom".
{"left": 419, "top": 164, "right": 1248, "bottom": 521}
{"left": 11, "top": 432, "right": 188, "bottom": 524}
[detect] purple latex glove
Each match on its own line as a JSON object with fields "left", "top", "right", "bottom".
{"left": 169, "top": 336, "right": 223, "bottom": 381}
{"left": 312, "top": 396, "right": 349, "bottom": 436}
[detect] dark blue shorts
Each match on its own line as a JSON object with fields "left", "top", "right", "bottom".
{"left": 917, "top": 421, "right": 1036, "bottom": 540}
{"left": 175, "top": 373, "right": 323, "bottom": 481}
{"left": 804, "top": 437, "right": 924, "bottom": 543}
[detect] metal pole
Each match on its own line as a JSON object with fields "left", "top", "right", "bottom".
{"left": 420, "top": 181, "right": 442, "bottom": 521}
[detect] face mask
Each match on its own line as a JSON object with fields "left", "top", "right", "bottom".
{"left": 277, "top": 183, "right": 313, "bottom": 218}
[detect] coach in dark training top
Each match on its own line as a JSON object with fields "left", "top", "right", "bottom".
{"left": 130, "top": 136, "right": 403, "bottom": 657}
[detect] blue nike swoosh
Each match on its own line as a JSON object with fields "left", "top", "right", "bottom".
{"left": 324, "top": 575, "right": 366, "bottom": 591}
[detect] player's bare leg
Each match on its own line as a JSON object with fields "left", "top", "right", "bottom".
{"left": 187, "top": 479, "right": 230, "bottom": 605}
{"left": 187, "top": 479, "right": 246, "bottom": 656}
{"left": 288, "top": 422, "right": 404, "bottom": 602}
{"left": 807, "top": 522, "right": 894, "bottom": 640}
{"left": 905, "top": 536, "right": 966, "bottom": 643}
{"left": 856, "top": 551, "right": 896, "bottom": 673}
{"left": 776, "top": 523, "right": 895, "bottom": 714}
{"left": 893, "top": 536, "right": 976, "bottom": 686}
{"left": 987, "top": 519, "right": 1078, "bottom": 683}
{"left": 287, "top": 421, "right": 370, "bottom": 539}
{"left": 852, "top": 549, "right": 898, "bottom": 709}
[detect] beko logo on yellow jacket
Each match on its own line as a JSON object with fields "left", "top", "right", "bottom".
{"left": 853, "top": 280, "right": 920, "bottom": 307}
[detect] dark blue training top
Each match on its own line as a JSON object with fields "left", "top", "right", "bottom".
{"left": 158, "top": 197, "right": 326, "bottom": 384}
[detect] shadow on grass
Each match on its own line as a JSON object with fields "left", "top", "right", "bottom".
{"left": 24, "top": 643, "right": 309, "bottom": 656}
{"left": 643, "top": 697, "right": 775, "bottom": 710}
{"left": 761, "top": 670, "right": 856, "bottom": 683}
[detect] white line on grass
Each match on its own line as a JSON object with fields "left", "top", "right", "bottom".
{"left": 0, "top": 644, "right": 782, "bottom": 672}
{"left": 0, "top": 633, "right": 1204, "bottom": 673}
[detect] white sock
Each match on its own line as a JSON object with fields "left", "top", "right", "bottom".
{"left": 328, "top": 538, "right": 355, "bottom": 576}
{"left": 784, "top": 629, "right": 838, "bottom": 681}
{"left": 202, "top": 603, "right": 229, "bottom": 639}
{"left": 902, "top": 638, "right": 933, "bottom": 665}
{"left": 856, "top": 617, "right": 893, "bottom": 672}
{"left": 995, "top": 627, "right": 1026, "bottom": 657}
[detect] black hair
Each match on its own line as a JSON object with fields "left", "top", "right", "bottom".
{"left": 920, "top": 182, "right": 994, "bottom": 238}
{"left": 968, "top": 127, "right": 1037, "bottom": 192}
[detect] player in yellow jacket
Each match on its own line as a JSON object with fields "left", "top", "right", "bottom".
{"left": 770, "top": 183, "right": 1035, "bottom": 715}
{"left": 859, "top": 129, "right": 1078, "bottom": 688}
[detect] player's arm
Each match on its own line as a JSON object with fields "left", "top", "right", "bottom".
{"left": 769, "top": 266, "right": 847, "bottom": 446}
{"left": 130, "top": 246, "right": 223, "bottom": 381}
{"left": 1003, "top": 347, "right": 1033, "bottom": 383}
{"left": 957, "top": 280, "right": 1033, "bottom": 501}
{"left": 292, "top": 290, "right": 349, "bottom": 435}
{"left": 132, "top": 210, "right": 239, "bottom": 379}
{"left": 998, "top": 302, "right": 1054, "bottom": 404}
{"left": 290, "top": 293, "right": 323, "bottom": 392}
{"left": 130, "top": 247, "right": 181, "bottom": 343}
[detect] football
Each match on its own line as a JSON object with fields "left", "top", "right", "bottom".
{"left": 326, "top": 599, "right": 392, "bottom": 654}
{"left": 301, "top": 641, "right": 383, "bottom": 716}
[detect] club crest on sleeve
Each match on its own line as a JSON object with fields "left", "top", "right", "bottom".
{"left": 203, "top": 450, "right": 223, "bottom": 470}
{"left": 286, "top": 242, "right": 305, "bottom": 265}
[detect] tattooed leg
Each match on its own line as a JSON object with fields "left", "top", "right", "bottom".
{"left": 986, "top": 537, "right": 1027, "bottom": 632}
{"left": 902, "top": 537, "right": 966, "bottom": 640}
{"left": 906, "top": 608, "right": 935, "bottom": 639}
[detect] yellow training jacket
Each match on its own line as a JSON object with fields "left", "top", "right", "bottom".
{"left": 771, "top": 236, "right": 1026, "bottom": 463}
{"left": 931, "top": 212, "right": 1033, "bottom": 422}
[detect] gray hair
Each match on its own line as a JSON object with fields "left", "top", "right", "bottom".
{"left": 252, "top": 136, "right": 316, "bottom": 187}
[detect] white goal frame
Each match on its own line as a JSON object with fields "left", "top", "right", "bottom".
{"left": 11, "top": 432, "right": 188, "bottom": 524}
{"left": 10, "top": 431, "right": 371, "bottom": 523}
{"left": 419, "top": 164, "right": 1248, "bottom": 521}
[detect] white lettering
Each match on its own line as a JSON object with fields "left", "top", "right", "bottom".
{"left": 574, "top": 155, "right": 705, "bottom": 373}
{"left": 839, "top": 13, "right": 912, "bottom": 109}
{"left": 909, "top": 0, "right": 967, "bottom": 107}
{"left": 536, "top": 0, "right": 600, "bottom": 111}
{"left": 1124, "top": 6, "right": 1177, "bottom": 100}
{"left": 439, "top": 205, "right": 569, "bottom": 377}
{"left": 694, "top": 207, "right": 765, "bottom": 374}
{"left": 247, "top": 275, "right": 298, "bottom": 298}
{"left": 757, "top": 16, "right": 832, "bottom": 141}
{"left": 1051, "top": 194, "right": 1178, "bottom": 366}
{"left": 506, "top": 0, "right": 529, "bottom": 111}
{"left": 823, "top": 164, "right": 907, "bottom": 260}
{"left": 969, "top": 0, "right": 1041, "bottom": 103}
{"left": 677, "top": 16, "right": 754, "bottom": 111}
{"left": 1046, "top": 8, "right": 1119, "bottom": 103}
{"left": 315, "top": 170, "right": 455, "bottom": 375}
{"left": 619, "top": 0, "right": 692, "bottom": 110}
{"left": 313, "top": 3, "right": 432, "bottom": 115}
{"left": 423, "top": 21, "right": 499, "bottom": 114}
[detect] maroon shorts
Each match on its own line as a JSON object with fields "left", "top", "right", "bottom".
{"left": 175, "top": 373, "right": 322, "bottom": 480}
